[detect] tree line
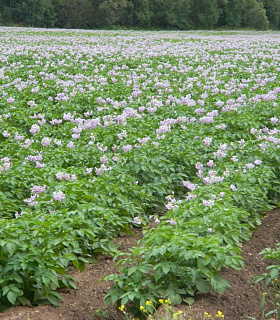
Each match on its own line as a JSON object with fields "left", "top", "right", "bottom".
{"left": 0, "top": 0, "right": 280, "bottom": 30}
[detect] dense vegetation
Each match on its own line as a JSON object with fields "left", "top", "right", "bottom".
{"left": 1, "top": 0, "right": 280, "bottom": 30}
{"left": 1, "top": 28, "right": 280, "bottom": 319}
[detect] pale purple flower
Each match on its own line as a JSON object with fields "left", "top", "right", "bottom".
{"left": 27, "top": 153, "right": 43, "bottom": 162}
{"left": 182, "top": 181, "right": 197, "bottom": 191}
{"left": 215, "top": 100, "right": 224, "bottom": 108}
{"left": 230, "top": 184, "right": 237, "bottom": 191}
{"left": 72, "top": 134, "right": 80, "bottom": 140}
{"left": 86, "top": 168, "right": 93, "bottom": 175}
{"left": 67, "top": 141, "right": 75, "bottom": 148}
{"left": 112, "top": 154, "right": 119, "bottom": 162}
{"left": 27, "top": 100, "right": 36, "bottom": 107}
{"left": 195, "top": 162, "right": 203, "bottom": 170}
{"left": 270, "top": 117, "right": 278, "bottom": 124}
{"left": 259, "top": 144, "right": 267, "bottom": 151}
{"left": 54, "top": 139, "right": 62, "bottom": 146}
{"left": 97, "top": 143, "right": 107, "bottom": 152}
{"left": 133, "top": 217, "right": 141, "bottom": 224}
{"left": 14, "top": 133, "right": 24, "bottom": 141}
{"left": 213, "top": 149, "right": 226, "bottom": 158}
{"left": 24, "top": 194, "right": 38, "bottom": 206}
{"left": 95, "top": 164, "right": 111, "bottom": 176}
{"left": 137, "top": 136, "right": 150, "bottom": 144}
{"left": 246, "top": 163, "right": 255, "bottom": 169}
{"left": 216, "top": 124, "right": 226, "bottom": 130}
{"left": 50, "top": 119, "right": 63, "bottom": 125}
{"left": 186, "top": 193, "right": 197, "bottom": 200}
{"left": 38, "top": 118, "right": 46, "bottom": 126}
{"left": 207, "top": 160, "right": 215, "bottom": 167}
{"left": 41, "top": 137, "right": 51, "bottom": 146}
{"left": 31, "top": 185, "right": 46, "bottom": 195}
{"left": 254, "top": 159, "right": 262, "bottom": 165}
{"left": 35, "top": 162, "right": 45, "bottom": 168}
{"left": 56, "top": 172, "right": 64, "bottom": 180}
{"left": 63, "top": 173, "right": 71, "bottom": 181}
{"left": 199, "top": 116, "right": 214, "bottom": 124}
{"left": 250, "top": 128, "right": 257, "bottom": 134}
{"left": 29, "top": 124, "right": 40, "bottom": 135}
{"left": 117, "top": 130, "right": 127, "bottom": 140}
{"left": 100, "top": 156, "right": 108, "bottom": 164}
{"left": 3, "top": 130, "right": 10, "bottom": 138}
{"left": 53, "top": 190, "right": 65, "bottom": 201}
{"left": 194, "top": 108, "right": 205, "bottom": 115}
{"left": 203, "top": 199, "right": 215, "bottom": 207}
{"left": 204, "top": 137, "right": 212, "bottom": 147}
{"left": 3, "top": 162, "right": 12, "bottom": 170}
{"left": 123, "top": 145, "right": 132, "bottom": 152}
{"left": 7, "top": 97, "right": 14, "bottom": 104}
{"left": 167, "top": 219, "right": 177, "bottom": 225}
{"left": 165, "top": 203, "right": 178, "bottom": 210}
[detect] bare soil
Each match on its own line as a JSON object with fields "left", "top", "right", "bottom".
{"left": 2, "top": 209, "right": 280, "bottom": 320}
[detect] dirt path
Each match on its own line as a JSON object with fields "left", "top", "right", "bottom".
{"left": 2, "top": 210, "right": 280, "bottom": 320}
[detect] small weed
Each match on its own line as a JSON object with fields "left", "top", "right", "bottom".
{"left": 92, "top": 307, "right": 108, "bottom": 318}
{"left": 118, "top": 299, "right": 225, "bottom": 320}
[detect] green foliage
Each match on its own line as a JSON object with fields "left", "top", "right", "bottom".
{"left": 2, "top": 28, "right": 280, "bottom": 312}
{"left": 262, "top": 0, "right": 280, "bottom": 29}
{"left": 0, "top": 0, "right": 277, "bottom": 30}
{"left": 189, "top": 0, "right": 220, "bottom": 29}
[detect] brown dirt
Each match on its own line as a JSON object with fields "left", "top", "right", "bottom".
{"left": 1, "top": 210, "right": 280, "bottom": 320}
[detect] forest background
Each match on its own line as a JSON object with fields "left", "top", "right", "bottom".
{"left": 1, "top": 0, "right": 280, "bottom": 31}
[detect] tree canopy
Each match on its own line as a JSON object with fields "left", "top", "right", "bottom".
{"left": 0, "top": 0, "right": 278, "bottom": 30}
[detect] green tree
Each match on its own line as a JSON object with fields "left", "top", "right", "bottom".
{"left": 189, "top": 0, "right": 220, "bottom": 29}
{"left": 218, "top": 0, "right": 245, "bottom": 28}
{"left": 15, "top": 0, "right": 55, "bottom": 27}
{"left": 242, "top": 0, "right": 269, "bottom": 30}
{"left": 218, "top": 0, "right": 268, "bottom": 30}
{"left": 125, "top": 0, "right": 151, "bottom": 28}
{"left": 150, "top": 0, "right": 192, "bottom": 29}
{"left": 54, "top": 0, "right": 94, "bottom": 29}
{"left": 98, "top": 0, "right": 128, "bottom": 27}
{"left": 262, "top": 0, "right": 280, "bottom": 29}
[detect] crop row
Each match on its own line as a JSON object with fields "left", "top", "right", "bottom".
{"left": 0, "top": 28, "right": 280, "bottom": 313}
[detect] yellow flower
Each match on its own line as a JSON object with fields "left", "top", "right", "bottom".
{"left": 173, "top": 310, "right": 183, "bottom": 318}
{"left": 119, "top": 305, "right": 125, "bottom": 312}
{"left": 159, "top": 299, "right": 164, "bottom": 304}
{"left": 204, "top": 312, "right": 212, "bottom": 318}
{"left": 140, "top": 306, "right": 148, "bottom": 313}
{"left": 215, "top": 311, "right": 224, "bottom": 318}
{"left": 145, "top": 300, "right": 153, "bottom": 306}
{"left": 164, "top": 299, "right": 172, "bottom": 305}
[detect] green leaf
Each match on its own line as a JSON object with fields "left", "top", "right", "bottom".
{"left": 18, "top": 296, "right": 32, "bottom": 307}
{"left": 184, "top": 297, "right": 195, "bottom": 305}
{"left": 269, "top": 268, "right": 279, "bottom": 279}
{"left": 162, "top": 264, "right": 170, "bottom": 275}
{"left": 6, "top": 242, "right": 16, "bottom": 256}
{"left": 196, "top": 279, "right": 211, "bottom": 293}
{"left": 46, "top": 293, "right": 62, "bottom": 307}
{"left": 7, "top": 291, "right": 18, "bottom": 305}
